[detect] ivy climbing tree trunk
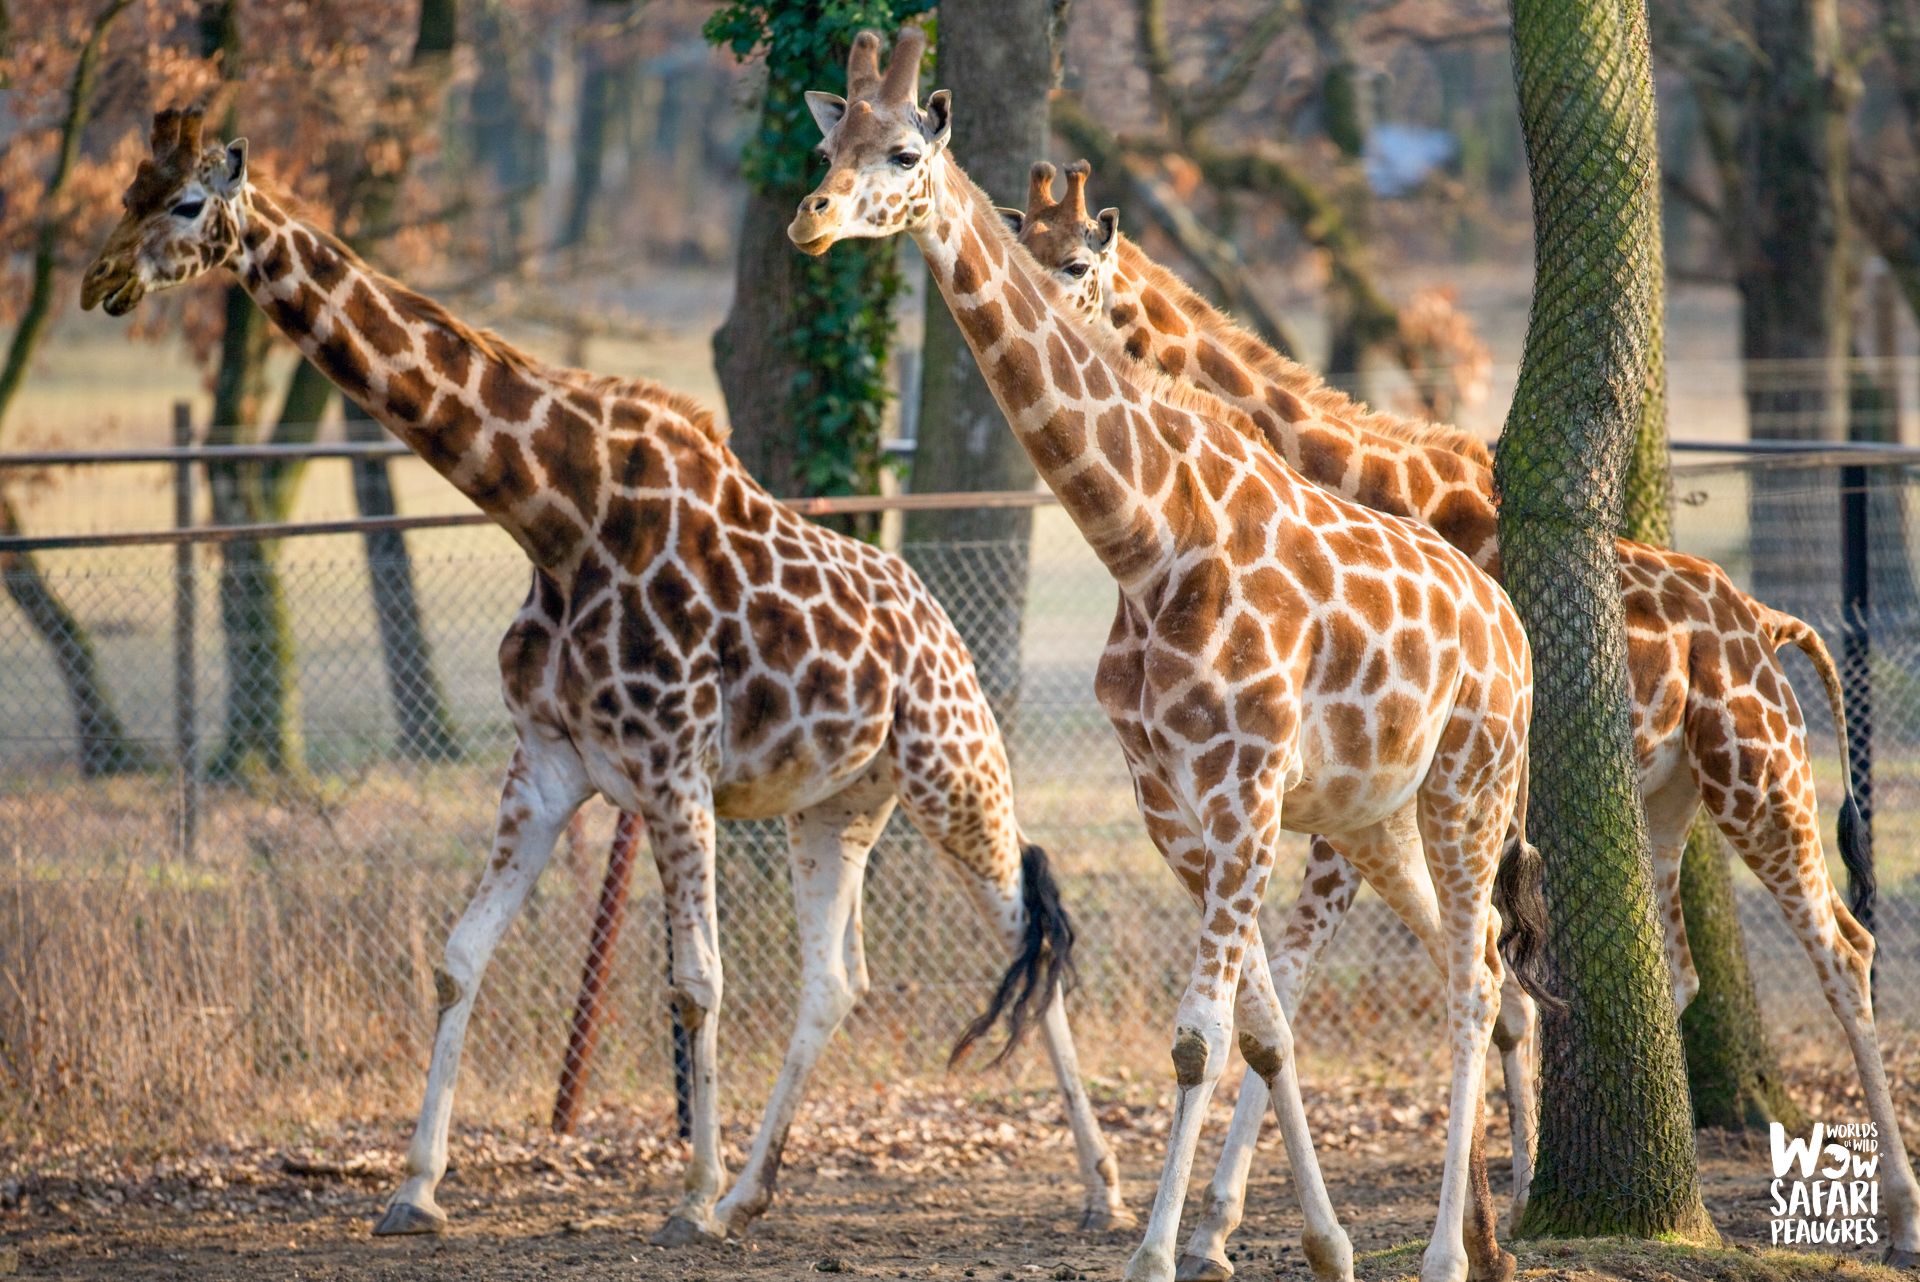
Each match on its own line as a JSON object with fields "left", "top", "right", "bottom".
{"left": 1500, "top": 0, "right": 1714, "bottom": 1242}
{"left": 0, "top": 0, "right": 145, "bottom": 777}
{"left": 707, "top": 0, "right": 932, "bottom": 536}
{"left": 902, "top": 0, "right": 1065, "bottom": 730}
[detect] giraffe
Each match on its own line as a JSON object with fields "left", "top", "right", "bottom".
{"left": 792, "top": 30, "right": 1553, "bottom": 1282}
{"left": 1003, "top": 160, "right": 1540, "bottom": 1252}
{"left": 1014, "top": 157, "right": 1920, "bottom": 1275}
{"left": 81, "top": 107, "right": 1129, "bottom": 1244}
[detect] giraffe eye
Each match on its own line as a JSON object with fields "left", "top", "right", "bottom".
{"left": 1064, "top": 262, "right": 1090, "bottom": 279}
{"left": 892, "top": 151, "right": 920, "bottom": 169}
{"left": 171, "top": 198, "right": 205, "bottom": 220}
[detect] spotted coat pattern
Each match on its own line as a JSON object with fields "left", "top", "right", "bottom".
{"left": 793, "top": 30, "right": 1539, "bottom": 1282}
{"left": 1017, "top": 161, "right": 1920, "bottom": 1270}
{"left": 82, "top": 108, "right": 1125, "bottom": 1246}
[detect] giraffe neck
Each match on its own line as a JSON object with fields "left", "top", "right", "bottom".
{"left": 230, "top": 190, "right": 602, "bottom": 567}
{"left": 1103, "top": 236, "right": 1503, "bottom": 570}
{"left": 913, "top": 160, "right": 1187, "bottom": 593}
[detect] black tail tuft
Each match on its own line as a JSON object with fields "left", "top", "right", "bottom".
{"left": 1494, "top": 837, "right": 1564, "bottom": 1014}
{"left": 1837, "top": 792, "right": 1875, "bottom": 929}
{"left": 950, "top": 844, "right": 1078, "bottom": 1069}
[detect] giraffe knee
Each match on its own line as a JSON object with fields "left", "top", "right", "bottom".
{"left": 1673, "top": 966, "right": 1701, "bottom": 1016}
{"left": 670, "top": 973, "right": 722, "bottom": 1029}
{"left": 1171, "top": 1025, "right": 1213, "bottom": 1087}
{"left": 432, "top": 966, "right": 462, "bottom": 1014}
{"left": 1491, "top": 986, "right": 1534, "bottom": 1055}
{"left": 1237, "top": 1027, "right": 1290, "bottom": 1086}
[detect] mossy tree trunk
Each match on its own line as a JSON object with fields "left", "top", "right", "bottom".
{"left": 205, "top": 282, "right": 305, "bottom": 781}
{"left": 1500, "top": 0, "right": 1714, "bottom": 1242}
{"left": 198, "top": 0, "right": 302, "bottom": 781}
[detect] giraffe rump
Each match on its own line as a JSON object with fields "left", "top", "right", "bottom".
{"left": 949, "top": 844, "right": 1078, "bottom": 1069}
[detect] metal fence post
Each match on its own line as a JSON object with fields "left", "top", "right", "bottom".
{"left": 1840, "top": 460, "right": 1873, "bottom": 932}
{"left": 172, "top": 401, "right": 198, "bottom": 863}
{"left": 552, "top": 812, "right": 641, "bottom": 1133}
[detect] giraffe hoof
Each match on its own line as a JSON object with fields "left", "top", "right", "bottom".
{"left": 1468, "top": 1249, "right": 1517, "bottom": 1282}
{"left": 1885, "top": 1246, "right": 1920, "bottom": 1269}
{"left": 650, "top": 1213, "right": 726, "bottom": 1247}
{"left": 1175, "top": 1252, "right": 1234, "bottom": 1281}
{"left": 372, "top": 1200, "right": 447, "bottom": 1236}
{"left": 1080, "top": 1204, "right": 1137, "bottom": 1233}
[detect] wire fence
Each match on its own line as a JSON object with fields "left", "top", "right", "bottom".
{"left": 0, "top": 447, "right": 1916, "bottom": 1149}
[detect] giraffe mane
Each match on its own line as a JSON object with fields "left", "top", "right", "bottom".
{"left": 955, "top": 168, "right": 1271, "bottom": 454}
{"left": 1115, "top": 239, "right": 1495, "bottom": 472}
{"left": 256, "top": 190, "right": 729, "bottom": 447}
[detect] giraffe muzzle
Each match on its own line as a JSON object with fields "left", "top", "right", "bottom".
{"left": 788, "top": 196, "right": 841, "bottom": 256}
{"left": 81, "top": 261, "right": 144, "bottom": 316}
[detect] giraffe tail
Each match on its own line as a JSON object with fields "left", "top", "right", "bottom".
{"left": 1494, "top": 758, "right": 1565, "bottom": 1013}
{"left": 1758, "top": 604, "right": 1874, "bottom": 926}
{"left": 949, "top": 843, "right": 1079, "bottom": 1070}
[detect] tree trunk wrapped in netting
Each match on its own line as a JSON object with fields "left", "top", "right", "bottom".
{"left": 1500, "top": 0, "right": 1714, "bottom": 1241}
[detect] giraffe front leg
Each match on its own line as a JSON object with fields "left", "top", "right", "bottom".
{"left": 646, "top": 777, "right": 730, "bottom": 1247}
{"left": 1179, "top": 835, "right": 1361, "bottom": 1282}
{"left": 1127, "top": 779, "right": 1290, "bottom": 1282}
{"left": 376, "top": 741, "right": 590, "bottom": 1235}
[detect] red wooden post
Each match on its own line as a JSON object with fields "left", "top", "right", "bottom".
{"left": 551, "top": 811, "right": 641, "bottom": 1133}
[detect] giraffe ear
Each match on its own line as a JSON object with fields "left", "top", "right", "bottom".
{"left": 215, "top": 138, "right": 249, "bottom": 194}
{"left": 1093, "top": 207, "right": 1120, "bottom": 254}
{"left": 995, "top": 207, "right": 1025, "bottom": 236}
{"left": 804, "top": 91, "right": 847, "bottom": 139}
{"left": 918, "top": 89, "right": 952, "bottom": 152}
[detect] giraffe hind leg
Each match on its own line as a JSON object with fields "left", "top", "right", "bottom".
{"left": 890, "top": 740, "right": 1128, "bottom": 1231}
{"left": 712, "top": 761, "right": 897, "bottom": 1236}
{"left": 1700, "top": 726, "right": 1920, "bottom": 1256}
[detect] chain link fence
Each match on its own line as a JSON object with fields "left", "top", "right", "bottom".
{"left": 1, "top": 451, "right": 1916, "bottom": 1149}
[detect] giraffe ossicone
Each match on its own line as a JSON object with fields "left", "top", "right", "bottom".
{"left": 1017, "top": 157, "right": 1920, "bottom": 1272}
{"left": 796, "top": 30, "right": 1550, "bottom": 1282}
{"left": 84, "top": 104, "right": 1128, "bottom": 1244}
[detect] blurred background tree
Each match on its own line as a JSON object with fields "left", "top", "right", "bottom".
{"left": 5, "top": 0, "right": 1919, "bottom": 787}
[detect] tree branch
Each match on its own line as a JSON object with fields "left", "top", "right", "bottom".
{"left": 0, "top": 0, "right": 133, "bottom": 437}
{"left": 1662, "top": 170, "right": 1722, "bottom": 225}
{"left": 1133, "top": 0, "right": 1191, "bottom": 142}
{"left": 1850, "top": 162, "right": 1920, "bottom": 326}
{"left": 1054, "top": 93, "right": 1407, "bottom": 366}
{"left": 1185, "top": 0, "right": 1300, "bottom": 125}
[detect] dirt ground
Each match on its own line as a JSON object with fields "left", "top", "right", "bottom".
{"left": 3, "top": 1079, "right": 1905, "bottom": 1282}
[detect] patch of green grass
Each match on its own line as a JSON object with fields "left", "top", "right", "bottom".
{"left": 1356, "top": 1236, "right": 1906, "bottom": 1281}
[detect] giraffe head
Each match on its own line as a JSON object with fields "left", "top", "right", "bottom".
{"left": 81, "top": 108, "right": 250, "bottom": 316}
{"left": 788, "top": 27, "right": 950, "bottom": 254}
{"left": 1002, "top": 161, "right": 1117, "bottom": 322}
